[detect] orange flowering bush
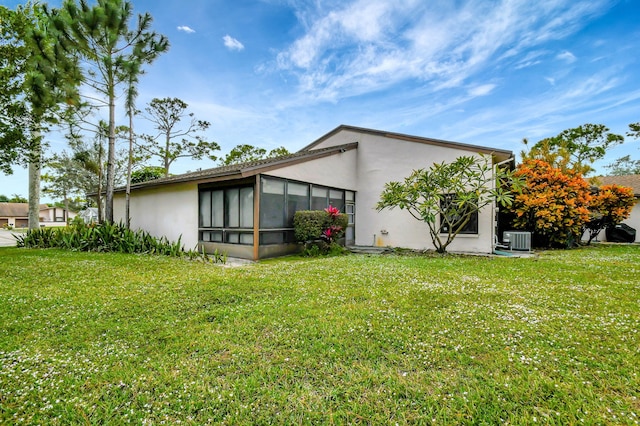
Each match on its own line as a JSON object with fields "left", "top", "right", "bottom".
{"left": 584, "top": 184, "right": 636, "bottom": 244}
{"left": 509, "top": 159, "right": 592, "bottom": 247}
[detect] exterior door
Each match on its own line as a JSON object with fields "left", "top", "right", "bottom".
{"left": 345, "top": 191, "right": 355, "bottom": 246}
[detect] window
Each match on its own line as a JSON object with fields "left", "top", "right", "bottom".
{"left": 260, "top": 178, "right": 286, "bottom": 228}
{"left": 199, "top": 186, "right": 254, "bottom": 244}
{"left": 286, "top": 182, "right": 310, "bottom": 226}
{"left": 329, "top": 189, "right": 344, "bottom": 211}
{"left": 311, "top": 186, "right": 328, "bottom": 210}
{"left": 256, "top": 177, "right": 353, "bottom": 245}
{"left": 439, "top": 194, "right": 478, "bottom": 234}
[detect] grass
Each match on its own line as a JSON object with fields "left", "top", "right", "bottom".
{"left": 0, "top": 245, "right": 638, "bottom": 424}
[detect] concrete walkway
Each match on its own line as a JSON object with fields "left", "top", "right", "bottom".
{"left": 0, "top": 229, "right": 19, "bottom": 247}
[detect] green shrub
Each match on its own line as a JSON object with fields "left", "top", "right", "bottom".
{"left": 293, "top": 210, "right": 329, "bottom": 242}
{"left": 294, "top": 207, "right": 349, "bottom": 256}
{"left": 13, "top": 221, "right": 225, "bottom": 263}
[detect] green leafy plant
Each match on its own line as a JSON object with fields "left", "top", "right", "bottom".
{"left": 13, "top": 221, "right": 226, "bottom": 263}
{"left": 294, "top": 207, "right": 348, "bottom": 256}
{"left": 377, "top": 155, "right": 519, "bottom": 253}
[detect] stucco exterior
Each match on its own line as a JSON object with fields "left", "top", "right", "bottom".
{"left": 113, "top": 125, "right": 513, "bottom": 258}
{"left": 266, "top": 148, "right": 358, "bottom": 190}
{"left": 305, "top": 128, "right": 504, "bottom": 253}
{"left": 114, "top": 182, "right": 200, "bottom": 250}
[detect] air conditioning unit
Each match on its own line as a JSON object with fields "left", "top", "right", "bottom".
{"left": 502, "top": 231, "right": 531, "bottom": 251}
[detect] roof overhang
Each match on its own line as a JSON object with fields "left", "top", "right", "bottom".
{"left": 301, "top": 124, "right": 513, "bottom": 163}
{"left": 112, "top": 142, "right": 359, "bottom": 193}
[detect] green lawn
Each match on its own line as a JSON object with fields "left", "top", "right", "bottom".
{"left": 0, "top": 245, "right": 638, "bottom": 424}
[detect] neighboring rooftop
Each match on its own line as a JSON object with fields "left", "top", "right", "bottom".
{"left": 0, "top": 203, "right": 49, "bottom": 217}
{"left": 598, "top": 174, "right": 640, "bottom": 196}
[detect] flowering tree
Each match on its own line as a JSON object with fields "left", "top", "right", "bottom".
{"left": 509, "top": 159, "right": 592, "bottom": 247}
{"left": 377, "top": 155, "right": 519, "bottom": 253}
{"left": 583, "top": 184, "right": 636, "bottom": 245}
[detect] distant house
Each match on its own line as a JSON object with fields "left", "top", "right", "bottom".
{"left": 594, "top": 174, "right": 640, "bottom": 242}
{"left": 113, "top": 125, "right": 513, "bottom": 259}
{"left": 78, "top": 208, "right": 99, "bottom": 224}
{"left": 0, "top": 203, "right": 76, "bottom": 228}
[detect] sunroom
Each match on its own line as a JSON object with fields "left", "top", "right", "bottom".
{"left": 198, "top": 175, "right": 356, "bottom": 259}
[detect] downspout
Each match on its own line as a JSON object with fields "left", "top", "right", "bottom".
{"left": 492, "top": 156, "right": 515, "bottom": 253}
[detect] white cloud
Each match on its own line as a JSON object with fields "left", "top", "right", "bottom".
{"left": 468, "top": 84, "right": 496, "bottom": 97}
{"left": 545, "top": 77, "right": 556, "bottom": 85}
{"left": 177, "top": 25, "right": 195, "bottom": 34}
{"left": 274, "top": 0, "right": 611, "bottom": 103}
{"left": 557, "top": 50, "right": 577, "bottom": 63}
{"left": 223, "top": 35, "right": 245, "bottom": 51}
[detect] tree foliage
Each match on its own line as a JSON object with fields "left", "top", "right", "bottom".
{"left": 524, "top": 124, "right": 624, "bottom": 176}
{"left": 627, "top": 122, "right": 640, "bottom": 139}
{"left": 131, "top": 165, "right": 165, "bottom": 183}
{"left": 219, "top": 144, "right": 290, "bottom": 166}
{"left": 0, "top": 194, "right": 28, "bottom": 203}
{"left": 48, "top": 0, "right": 169, "bottom": 223}
{"left": 42, "top": 151, "right": 83, "bottom": 214}
{"left": 508, "top": 159, "right": 592, "bottom": 248}
{"left": 583, "top": 184, "right": 636, "bottom": 245}
{"left": 604, "top": 155, "right": 640, "bottom": 176}
{"left": 137, "top": 97, "right": 217, "bottom": 176}
{"left": 377, "top": 155, "right": 518, "bottom": 253}
{"left": 0, "top": 3, "right": 81, "bottom": 229}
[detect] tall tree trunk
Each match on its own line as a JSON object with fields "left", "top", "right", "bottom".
{"left": 63, "top": 189, "right": 69, "bottom": 223}
{"left": 97, "top": 140, "right": 103, "bottom": 223}
{"left": 105, "top": 72, "right": 116, "bottom": 223}
{"left": 125, "top": 108, "right": 133, "bottom": 228}
{"left": 164, "top": 133, "right": 170, "bottom": 177}
{"left": 28, "top": 137, "right": 41, "bottom": 230}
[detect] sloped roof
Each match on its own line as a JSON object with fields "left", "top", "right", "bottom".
{"left": 115, "top": 142, "right": 359, "bottom": 192}
{"left": 0, "top": 203, "right": 49, "bottom": 218}
{"left": 300, "top": 124, "right": 513, "bottom": 161}
{"left": 598, "top": 174, "right": 640, "bottom": 196}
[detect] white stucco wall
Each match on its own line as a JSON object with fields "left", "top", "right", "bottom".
{"left": 266, "top": 149, "right": 358, "bottom": 190}
{"left": 114, "top": 182, "right": 199, "bottom": 250}
{"left": 312, "top": 129, "right": 496, "bottom": 253}
{"left": 625, "top": 202, "right": 640, "bottom": 241}
{"left": 588, "top": 200, "right": 640, "bottom": 242}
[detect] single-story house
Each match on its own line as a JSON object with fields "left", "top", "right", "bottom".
{"left": 592, "top": 174, "right": 640, "bottom": 242}
{"left": 0, "top": 203, "right": 76, "bottom": 228}
{"left": 113, "top": 125, "right": 513, "bottom": 259}
{"left": 78, "top": 207, "right": 99, "bottom": 224}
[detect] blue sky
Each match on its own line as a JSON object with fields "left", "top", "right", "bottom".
{"left": 1, "top": 0, "right": 640, "bottom": 202}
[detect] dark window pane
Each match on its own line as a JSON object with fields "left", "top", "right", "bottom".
{"left": 225, "top": 189, "right": 240, "bottom": 228}
{"left": 212, "top": 191, "right": 224, "bottom": 227}
{"left": 226, "top": 232, "right": 239, "bottom": 244}
{"left": 287, "top": 182, "right": 310, "bottom": 226}
{"left": 440, "top": 194, "right": 478, "bottom": 234}
{"left": 240, "top": 233, "right": 253, "bottom": 245}
{"left": 199, "top": 191, "right": 211, "bottom": 227}
{"left": 329, "top": 189, "right": 344, "bottom": 212}
{"left": 311, "top": 186, "right": 327, "bottom": 210}
{"left": 261, "top": 178, "right": 286, "bottom": 228}
{"left": 240, "top": 187, "right": 254, "bottom": 228}
{"left": 260, "top": 232, "right": 285, "bottom": 245}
